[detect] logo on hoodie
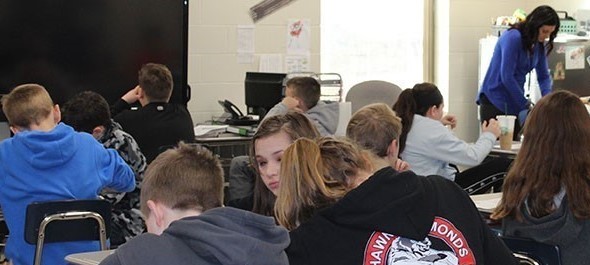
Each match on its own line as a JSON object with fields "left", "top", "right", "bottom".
{"left": 363, "top": 217, "right": 476, "bottom": 265}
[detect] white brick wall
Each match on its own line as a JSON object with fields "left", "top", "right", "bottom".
{"left": 187, "top": 0, "right": 583, "bottom": 138}
{"left": 187, "top": 0, "right": 320, "bottom": 124}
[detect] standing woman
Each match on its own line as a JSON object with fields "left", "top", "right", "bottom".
{"left": 492, "top": 90, "right": 590, "bottom": 265}
{"left": 477, "top": 5, "right": 559, "bottom": 139}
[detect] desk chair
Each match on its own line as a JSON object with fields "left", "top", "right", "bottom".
{"left": 458, "top": 156, "right": 512, "bottom": 195}
{"left": 463, "top": 172, "right": 506, "bottom": 195}
{"left": 501, "top": 236, "right": 561, "bottom": 265}
{"left": 345, "top": 80, "right": 402, "bottom": 114}
{"left": 25, "top": 199, "right": 111, "bottom": 265}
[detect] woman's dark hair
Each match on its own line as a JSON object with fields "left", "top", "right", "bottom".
{"left": 392, "top": 82, "right": 443, "bottom": 153}
{"left": 512, "top": 5, "right": 560, "bottom": 54}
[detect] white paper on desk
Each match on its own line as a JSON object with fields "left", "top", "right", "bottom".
{"left": 194, "top": 125, "right": 228, "bottom": 137}
{"left": 475, "top": 197, "right": 501, "bottom": 212}
{"left": 471, "top": 193, "right": 502, "bottom": 213}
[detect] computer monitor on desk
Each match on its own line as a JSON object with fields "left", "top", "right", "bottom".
{"left": 245, "top": 72, "right": 287, "bottom": 120}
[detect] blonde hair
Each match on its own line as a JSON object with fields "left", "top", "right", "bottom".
{"left": 275, "top": 138, "right": 348, "bottom": 230}
{"left": 346, "top": 103, "right": 402, "bottom": 157}
{"left": 2, "top": 83, "right": 54, "bottom": 129}
{"left": 317, "top": 136, "right": 371, "bottom": 187}
{"left": 140, "top": 142, "right": 223, "bottom": 217}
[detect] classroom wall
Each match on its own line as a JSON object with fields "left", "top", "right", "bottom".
{"left": 187, "top": 0, "right": 320, "bottom": 124}
{"left": 188, "top": 0, "right": 587, "bottom": 141}
{"left": 440, "top": 0, "right": 525, "bottom": 142}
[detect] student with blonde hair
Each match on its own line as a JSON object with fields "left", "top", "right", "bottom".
{"left": 101, "top": 143, "right": 290, "bottom": 265}
{"left": 275, "top": 136, "right": 373, "bottom": 230}
{"left": 281, "top": 103, "right": 516, "bottom": 265}
{"left": 227, "top": 111, "right": 320, "bottom": 216}
{"left": 0, "top": 84, "right": 135, "bottom": 265}
{"left": 492, "top": 90, "right": 590, "bottom": 265}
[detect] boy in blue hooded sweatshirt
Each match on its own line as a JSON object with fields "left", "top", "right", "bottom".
{"left": 0, "top": 84, "right": 135, "bottom": 265}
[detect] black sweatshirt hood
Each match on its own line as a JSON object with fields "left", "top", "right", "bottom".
{"left": 320, "top": 167, "right": 437, "bottom": 240}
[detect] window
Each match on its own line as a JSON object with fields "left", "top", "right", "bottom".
{"left": 321, "top": 1, "right": 429, "bottom": 95}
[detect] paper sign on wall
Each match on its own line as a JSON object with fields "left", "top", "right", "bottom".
{"left": 286, "top": 19, "right": 310, "bottom": 55}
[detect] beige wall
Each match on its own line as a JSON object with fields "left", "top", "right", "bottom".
{"left": 188, "top": 0, "right": 587, "bottom": 142}
{"left": 438, "top": 0, "right": 525, "bottom": 142}
{"left": 187, "top": 0, "right": 320, "bottom": 124}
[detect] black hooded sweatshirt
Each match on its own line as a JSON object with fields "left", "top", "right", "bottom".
{"left": 287, "top": 167, "right": 517, "bottom": 265}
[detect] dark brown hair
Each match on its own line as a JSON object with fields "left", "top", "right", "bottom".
{"left": 392, "top": 82, "right": 443, "bottom": 153}
{"left": 511, "top": 5, "right": 560, "bottom": 55}
{"left": 62, "top": 91, "right": 110, "bottom": 133}
{"left": 138, "top": 63, "right": 173, "bottom": 102}
{"left": 286, "top": 76, "right": 321, "bottom": 109}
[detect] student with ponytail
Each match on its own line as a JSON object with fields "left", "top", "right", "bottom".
{"left": 393, "top": 82, "right": 501, "bottom": 180}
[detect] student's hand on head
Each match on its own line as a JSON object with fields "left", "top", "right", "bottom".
{"left": 394, "top": 159, "right": 410, "bottom": 172}
{"left": 121, "top": 85, "right": 140, "bottom": 104}
{"left": 441, "top": 114, "right": 457, "bottom": 129}
{"left": 482, "top": 119, "right": 501, "bottom": 138}
{"left": 281, "top": 96, "right": 300, "bottom": 110}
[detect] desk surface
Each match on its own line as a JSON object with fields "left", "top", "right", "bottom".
{"left": 65, "top": 250, "right": 115, "bottom": 265}
{"left": 195, "top": 133, "right": 252, "bottom": 142}
{"left": 489, "top": 141, "right": 520, "bottom": 158}
{"left": 470, "top": 192, "right": 502, "bottom": 214}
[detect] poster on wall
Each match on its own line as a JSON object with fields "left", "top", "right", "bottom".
{"left": 237, "top": 25, "right": 255, "bottom": 64}
{"left": 285, "top": 54, "right": 310, "bottom": 73}
{"left": 566, "top": 45, "right": 585, "bottom": 70}
{"left": 286, "top": 19, "right": 310, "bottom": 55}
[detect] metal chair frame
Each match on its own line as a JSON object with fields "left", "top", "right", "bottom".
{"left": 25, "top": 200, "right": 110, "bottom": 265}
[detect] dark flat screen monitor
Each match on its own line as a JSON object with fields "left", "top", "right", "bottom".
{"left": 245, "top": 72, "right": 286, "bottom": 119}
{"left": 0, "top": 0, "right": 189, "bottom": 119}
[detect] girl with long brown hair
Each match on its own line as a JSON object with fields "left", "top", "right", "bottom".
{"left": 227, "top": 111, "right": 320, "bottom": 216}
{"left": 492, "top": 90, "right": 590, "bottom": 264}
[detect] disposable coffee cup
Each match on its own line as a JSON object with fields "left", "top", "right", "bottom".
{"left": 496, "top": 115, "right": 516, "bottom": 150}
